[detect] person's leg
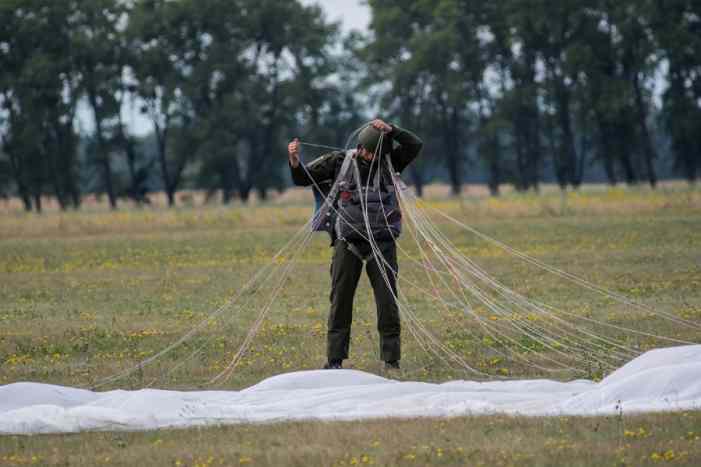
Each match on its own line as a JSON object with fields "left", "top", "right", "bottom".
{"left": 328, "top": 241, "right": 363, "bottom": 363}
{"left": 366, "top": 241, "right": 401, "bottom": 362}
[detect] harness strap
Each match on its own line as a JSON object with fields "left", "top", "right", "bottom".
{"left": 314, "top": 149, "right": 355, "bottom": 228}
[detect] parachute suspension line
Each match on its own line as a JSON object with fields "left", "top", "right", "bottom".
{"left": 393, "top": 192, "right": 543, "bottom": 369}
{"left": 401, "top": 220, "right": 576, "bottom": 373}
{"left": 204, "top": 125, "right": 371, "bottom": 385}
{"left": 416, "top": 195, "right": 701, "bottom": 341}
{"left": 293, "top": 127, "right": 455, "bottom": 369}
{"left": 355, "top": 133, "right": 455, "bottom": 368}
{"left": 398, "top": 193, "right": 629, "bottom": 371}
{"left": 209, "top": 125, "right": 375, "bottom": 385}
{"left": 351, "top": 132, "right": 494, "bottom": 377}
{"left": 159, "top": 223, "right": 318, "bottom": 388}
{"left": 393, "top": 183, "right": 692, "bottom": 366}
{"left": 89, "top": 214, "right": 318, "bottom": 390}
{"left": 398, "top": 191, "right": 632, "bottom": 357}
{"left": 429, "top": 206, "right": 701, "bottom": 331}
{"left": 374, "top": 181, "right": 545, "bottom": 372}
{"left": 208, "top": 225, "right": 318, "bottom": 386}
{"left": 397, "top": 186, "right": 683, "bottom": 365}
{"left": 293, "top": 125, "right": 476, "bottom": 372}
{"left": 393, "top": 184, "right": 597, "bottom": 373}
{"left": 394, "top": 211, "right": 489, "bottom": 357}
{"left": 384, "top": 167, "right": 571, "bottom": 372}
{"left": 298, "top": 141, "right": 345, "bottom": 152}
{"left": 381, "top": 157, "right": 685, "bottom": 372}
{"left": 341, "top": 129, "right": 589, "bottom": 375}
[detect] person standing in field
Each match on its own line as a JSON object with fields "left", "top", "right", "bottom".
{"left": 287, "top": 119, "right": 423, "bottom": 370}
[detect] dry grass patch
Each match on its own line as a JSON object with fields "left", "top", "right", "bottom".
{"left": 1, "top": 412, "right": 701, "bottom": 466}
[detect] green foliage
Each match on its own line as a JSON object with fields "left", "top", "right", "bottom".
{"left": 2, "top": 0, "right": 701, "bottom": 210}
{"left": 364, "top": 0, "right": 700, "bottom": 194}
{"left": 0, "top": 0, "right": 82, "bottom": 211}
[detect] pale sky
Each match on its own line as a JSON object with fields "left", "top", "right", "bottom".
{"left": 301, "top": 0, "right": 370, "bottom": 32}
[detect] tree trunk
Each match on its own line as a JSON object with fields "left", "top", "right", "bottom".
{"left": 222, "top": 188, "right": 232, "bottom": 204}
{"left": 445, "top": 106, "right": 462, "bottom": 196}
{"left": 252, "top": 55, "right": 282, "bottom": 199}
{"left": 5, "top": 147, "right": 33, "bottom": 211}
{"left": 70, "top": 186, "right": 81, "bottom": 209}
{"left": 45, "top": 133, "right": 68, "bottom": 211}
{"left": 476, "top": 88, "right": 501, "bottom": 197}
{"left": 555, "top": 82, "right": 578, "bottom": 187}
{"left": 223, "top": 153, "right": 241, "bottom": 204}
{"left": 89, "top": 92, "right": 117, "bottom": 210}
{"left": 239, "top": 137, "right": 257, "bottom": 204}
{"left": 21, "top": 194, "right": 33, "bottom": 212}
{"left": 594, "top": 109, "right": 617, "bottom": 185}
{"left": 631, "top": 72, "right": 658, "bottom": 188}
{"left": 239, "top": 184, "right": 252, "bottom": 203}
{"left": 487, "top": 140, "right": 501, "bottom": 196}
{"left": 165, "top": 188, "right": 175, "bottom": 207}
{"left": 615, "top": 120, "right": 637, "bottom": 185}
{"left": 546, "top": 112, "right": 566, "bottom": 190}
{"left": 61, "top": 130, "right": 81, "bottom": 210}
{"left": 619, "top": 152, "right": 637, "bottom": 185}
{"left": 153, "top": 117, "right": 174, "bottom": 207}
{"left": 221, "top": 163, "right": 234, "bottom": 205}
{"left": 522, "top": 50, "right": 542, "bottom": 192}
{"left": 409, "top": 165, "right": 424, "bottom": 197}
{"left": 513, "top": 126, "right": 528, "bottom": 191}
{"left": 33, "top": 192, "right": 42, "bottom": 213}
{"left": 574, "top": 132, "right": 587, "bottom": 188}
{"left": 124, "top": 135, "right": 142, "bottom": 203}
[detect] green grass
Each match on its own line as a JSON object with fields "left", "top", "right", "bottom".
{"left": 1, "top": 183, "right": 700, "bottom": 465}
{"left": 2, "top": 412, "right": 701, "bottom": 466}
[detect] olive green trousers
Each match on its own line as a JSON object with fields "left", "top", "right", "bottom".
{"left": 327, "top": 240, "right": 401, "bottom": 362}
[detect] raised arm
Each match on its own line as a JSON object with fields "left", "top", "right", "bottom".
{"left": 388, "top": 124, "right": 423, "bottom": 173}
{"left": 287, "top": 138, "right": 337, "bottom": 187}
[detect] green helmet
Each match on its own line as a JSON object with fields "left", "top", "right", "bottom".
{"left": 358, "top": 125, "right": 391, "bottom": 155}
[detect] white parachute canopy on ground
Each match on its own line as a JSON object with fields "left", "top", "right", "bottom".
{"left": 1, "top": 345, "right": 701, "bottom": 434}
{"left": 1, "top": 123, "right": 699, "bottom": 434}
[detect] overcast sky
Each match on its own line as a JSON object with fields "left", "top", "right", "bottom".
{"left": 301, "top": 0, "right": 370, "bottom": 32}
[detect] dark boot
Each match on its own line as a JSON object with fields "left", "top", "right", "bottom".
{"left": 323, "top": 359, "right": 343, "bottom": 369}
{"left": 384, "top": 360, "right": 400, "bottom": 370}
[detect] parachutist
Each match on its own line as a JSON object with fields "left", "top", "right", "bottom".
{"left": 288, "top": 119, "right": 423, "bottom": 370}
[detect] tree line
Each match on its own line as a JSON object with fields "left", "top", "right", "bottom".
{"left": 1, "top": 0, "right": 700, "bottom": 212}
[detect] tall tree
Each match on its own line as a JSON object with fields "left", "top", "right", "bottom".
{"left": 72, "top": 0, "right": 127, "bottom": 209}
{"left": 367, "top": 0, "right": 472, "bottom": 196}
{"left": 129, "top": 0, "right": 199, "bottom": 207}
{"left": 535, "top": 0, "right": 590, "bottom": 189}
{"left": 613, "top": 0, "right": 660, "bottom": 187}
{"left": 653, "top": 0, "right": 701, "bottom": 183}
{"left": 0, "top": 0, "right": 82, "bottom": 212}
{"left": 236, "top": 0, "right": 337, "bottom": 201}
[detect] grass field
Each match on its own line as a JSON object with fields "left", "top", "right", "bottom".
{"left": 1, "top": 183, "right": 700, "bottom": 465}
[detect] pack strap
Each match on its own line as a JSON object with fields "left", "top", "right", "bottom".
{"left": 314, "top": 149, "right": 355, "bottom": 227}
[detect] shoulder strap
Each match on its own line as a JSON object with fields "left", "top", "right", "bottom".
{"left": 314, "top": 150, "right": 355, "bottom": 227}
